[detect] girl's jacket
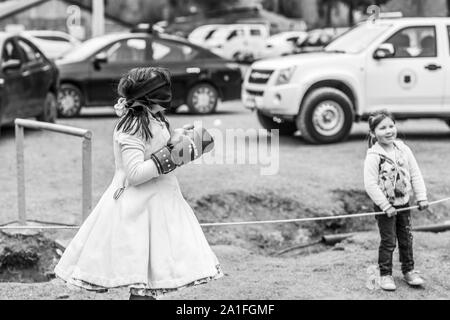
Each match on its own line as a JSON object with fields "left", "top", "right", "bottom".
{"left": 363, "top": 140, "right": 427, "bottom": 211}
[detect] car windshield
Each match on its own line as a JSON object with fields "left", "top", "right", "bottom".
{"left": 324, "top": 22, "right": 392, "bottom": 54}
{"left": 60, "top": 34, "right": 130, "bottom": 60}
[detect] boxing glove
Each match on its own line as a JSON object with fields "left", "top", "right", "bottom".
{"left": 151, "top": 127, "right": 214, "bottom": 174}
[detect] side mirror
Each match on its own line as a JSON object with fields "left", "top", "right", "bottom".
{"left": 1, "top": 59, "right": 21, "bottom": 72}
{"left": 94, "top": 52, "right": 108, "bottom": 64}
{"left": 373, "top": 43, "right": 395, "bottom": 60}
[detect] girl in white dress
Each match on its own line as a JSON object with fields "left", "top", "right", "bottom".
{"left": 54, "top": 67, "right": 223, "bottom": 300}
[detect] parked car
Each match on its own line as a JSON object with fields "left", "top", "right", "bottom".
{"left": 261, "top": 31, "right": 308, "bottom": 59}
{"left": 205, "top": 24, "right": 270, "bottom": 62}
{"left": 298, "top": 27, "right": 349, "bottom": 53}
{"left": 21, "top": 30, "right": 81, "bottom": 60}
{"left": 188, "top": 24, "right": 224, "bottom": 47}
{"left": 0, "top": 32, "right": 59, "bottom": 134}
{"left": 242, "top": 17, "right": 450, "bottom": 144}
{"left": 55, "top": 32, "right": 242, "bottom": 116}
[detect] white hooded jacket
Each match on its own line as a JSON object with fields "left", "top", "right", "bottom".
{"left": 363, "top": 140, "right": 427, "bottom": 211}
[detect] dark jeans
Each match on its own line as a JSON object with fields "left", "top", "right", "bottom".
{"left": 374, "top": 203, "right": 414, "bottom": 276}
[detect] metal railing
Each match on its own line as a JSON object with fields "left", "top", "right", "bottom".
{"left": 14, "top": 119, "right": 92, "bottom": 226}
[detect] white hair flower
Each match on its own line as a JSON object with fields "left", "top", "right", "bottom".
{"left": 114, "top": 97, "right": 127, "bottom": 117}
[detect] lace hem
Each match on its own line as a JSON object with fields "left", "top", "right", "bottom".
{"left": 60, "top": 265, "right": 224, "bottom": 299}
{"left": 130, "top": 265, "right": 223, "bottom": 298}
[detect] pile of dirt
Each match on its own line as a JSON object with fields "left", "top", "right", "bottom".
{"left": 0, "top": 231, "right": 60, "bottom": 283}
{"left": 189, "top": 189, "right": 377, "bottom": 256}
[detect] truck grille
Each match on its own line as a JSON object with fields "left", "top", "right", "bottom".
{"left": 248, "top": 69, "right": 273, "bottom": 84}
{"left": 246, "top": 89, "right": 264, "bottom": 96}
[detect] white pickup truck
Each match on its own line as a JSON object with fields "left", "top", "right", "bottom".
{"left": 242, "top": 17, "right": 450, "bottom": 143}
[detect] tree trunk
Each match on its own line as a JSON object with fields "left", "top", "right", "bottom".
{"left": 326, "top": 1, "right": 332, "bottom": 27}
{"left": 348, "top": 2, "right": 354, "bottom": 26}
{"left": 416, "top": 0, "right": 424, "bottom": 16}
{"left": 273, "top": 0, "right": 279, "bottom": 13}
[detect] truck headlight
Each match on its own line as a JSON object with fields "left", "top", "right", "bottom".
{"left": 275, "top": 66, "right": 296, "bottom": 85}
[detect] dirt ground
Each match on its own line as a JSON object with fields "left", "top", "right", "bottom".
{"left": 0, "top": 101, "right": 449, "bottom": 299}
{"left": 1, "top": 232, "right": 449, "bottom": 300}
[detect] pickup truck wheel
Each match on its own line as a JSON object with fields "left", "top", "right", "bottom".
{"left": 57, "top": 84, "right": 84, "bottom": 118}
{"left": 187, "top": 83, "right": 218, "bottom": 114}
{"left": 37, "top": 92, "right": 58, "bottom": 123}
{"left": 297, "top": 87, "right": 353, "bottom": 144}
{"left": 257, "top": 110, "right": 297, "bottom": 136}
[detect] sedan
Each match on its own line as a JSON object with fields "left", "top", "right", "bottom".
{"left": 261, "top": 31, "right": 308, "bottom": 59}
{"left": 0, "top": 32, "right": 59, "bottom": 135}
{"left": 21, "top": 30, "right": 82, "bottom": 60}
{"left": 56, "top": 32, "right": 243, "bottom": 116}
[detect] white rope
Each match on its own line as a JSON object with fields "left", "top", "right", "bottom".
{"left": 1, "top": 197, "right": 449, "bottom": 230}
{"left": 200, "top": 197, "right": 450, "bottom": 227}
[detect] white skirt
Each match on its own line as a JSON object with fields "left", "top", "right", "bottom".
{"left": 54, "top": 173, "right": 223, "bottom": 297}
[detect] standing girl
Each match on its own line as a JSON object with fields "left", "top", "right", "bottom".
{"left": 363, "top": 110, "right": 429, "bottom": 291}
{"left": 54, "top": 67, "right": 223, "bottom": 300}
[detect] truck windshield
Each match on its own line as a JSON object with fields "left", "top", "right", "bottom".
{"left": 324, "top": 23, "right": 392, "bottom": 54}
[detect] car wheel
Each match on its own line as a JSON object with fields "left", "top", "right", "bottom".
{"left": 257, "top": 110, "right": 297, "bottom": 136}
{"left": 296, "top": 87, "right": 353, "bottom": 144}
{"left": 37, "top": 92, "right": 58, "bottom": 123}
{"left": 186, "top": 83, "right": 218, "bottom": 114}
{"left": 57, "top": 83, "right": 84, "bottom": 118}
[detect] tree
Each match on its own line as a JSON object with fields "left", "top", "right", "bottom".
{"left": 321, "top": 0, "right": 391, "bottom": 26}
{"left": 193, "top": 0, "right": 240, "bottom": 12}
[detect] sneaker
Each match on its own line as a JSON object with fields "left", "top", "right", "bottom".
{"left": 380, "top": 275, "right": 396, "bottom": 291}
{"left": 403, "top": 271, "right": 425, "bottom": 286}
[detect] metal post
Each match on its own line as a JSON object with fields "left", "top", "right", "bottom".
{"left": 92, "top": 0, "right": 105, "bottom": 37}
{"left": 15, "top": 123, "right": 26, "bottom": 224}
{"left": 14, "top": 119, "right": 93, "bottom": 226}
{"left": 82, "top": 132, "right": 92, "bottom": 221}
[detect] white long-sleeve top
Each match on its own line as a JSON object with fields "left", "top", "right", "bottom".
{"left": 113, "top": 117, "right": 171, "bottom": 188}
{"left": 118, "top": 132, "right": 160, "bottom": 186}
{"left": 363, "top": 140, "right": 427, "bottom": 211}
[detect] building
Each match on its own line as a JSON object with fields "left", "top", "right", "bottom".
{"left": 0, "top": 0, "right": 133, "bottom": 40}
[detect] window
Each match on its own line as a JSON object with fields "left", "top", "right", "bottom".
{"left": 383, "top": 26, "right": 436, "bottom": 58}
{"left": 447, "top": 26, "right": 450, "bottom": 54}
{"left": 204, "top": 29, "right": 217, "bottom": 41}
{"left": 152, "top": 40, "right": 199, "bottom": 62}
{"left": 250, "top": 29, "right": 262, "bottom": 36}
{"left": 106, "top": 38, "right": 148, "bottom": 63}
{"left": 2, "top": 40, "right": 22, "bottom": 62}
{"left": 227, "top": 29, "right": 244, "bottom": 41}
{"left": 17, "top": 39, "right": 43, "bottom": 63}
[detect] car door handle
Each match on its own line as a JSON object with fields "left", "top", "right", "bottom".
{"left": 425, "top": 64, "right": 442, "bottom": 71}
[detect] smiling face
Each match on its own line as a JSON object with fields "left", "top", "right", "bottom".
{"left": 372, "top": 117, "right": 397, "bottom": 147}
